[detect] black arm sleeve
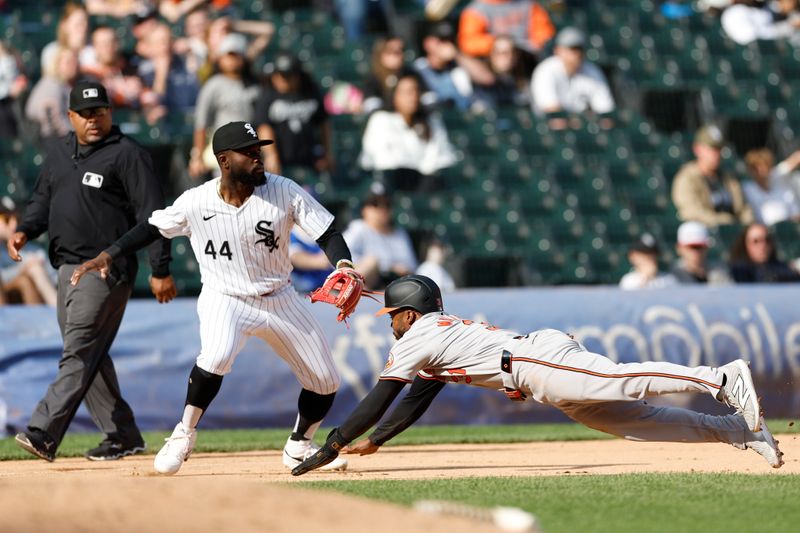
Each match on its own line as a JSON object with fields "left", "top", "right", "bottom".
{"left": 368, "top": 377, "right": 446, "bottom": 445}
{"left": 104, "top": 221, "right": 163, "bottom": 260}
{"left": 315, "top": 222, "right": 351, "bottom": 267}
{"left": 336, "top": 379, "right": 407, "bottom": 442}
{"left": 120, "top": 145, "right": 172, "bottom": 277}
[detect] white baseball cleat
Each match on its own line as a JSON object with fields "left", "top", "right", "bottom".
{"left": 733, "top": 416, "right": 784, "bottom": 469}
{"left": 718, "top": 360, "right": 761, "bottom": 432}
{"left": 282, "top": 437, "right": 348, "bottom": 472}
{"left": 154, "top": 422, "right": 197, "bottom": 475}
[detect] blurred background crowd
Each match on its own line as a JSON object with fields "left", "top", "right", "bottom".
{"left": 1, "top": 0, "right": 800, "bottom": 303}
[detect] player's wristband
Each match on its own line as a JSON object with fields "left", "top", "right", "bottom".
{"left": 325, "top": 427, "right": 350, "bottom": 451}
{"left": 335, "top": 259, "right": 355, "bottom": 271}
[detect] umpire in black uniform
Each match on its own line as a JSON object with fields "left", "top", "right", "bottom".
{"left": 6, "top": 80, "right": 176, "bottom": 461}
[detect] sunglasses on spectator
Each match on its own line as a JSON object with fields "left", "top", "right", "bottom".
{"left": 76, "top": 107, "right": 109, "bottom": 119}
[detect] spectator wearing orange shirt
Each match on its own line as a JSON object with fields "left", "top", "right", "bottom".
{"left": 457, "top": 0, "right": 555, "bottom": 63}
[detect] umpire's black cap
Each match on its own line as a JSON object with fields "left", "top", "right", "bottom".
{"left": 376, "top": 275, "right": 444, "bottom": 316}
{"left": 212, "top": 121, "right": 274, "bottom": 154}
{"left": 69, "top": 80, "right": 111, "bottom": 111}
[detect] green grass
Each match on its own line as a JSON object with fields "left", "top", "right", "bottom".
{"left": 301, "top": 474, "right": 800, "bottom": 533}
{"left": 0, "top": 422, "right": 617, "bottom": 461}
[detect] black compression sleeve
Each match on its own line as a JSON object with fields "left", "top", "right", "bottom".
{"left": 104, "top": 221, "right": 163, "bottom": 260}
{"left": 315, "top": 223, "right": 352, "bottom": 267}
{"left": 337, "top": 379, "right": 407, "bottom": 442}
{"left": 368, "top": 377, "right": 446, "bottom": 445}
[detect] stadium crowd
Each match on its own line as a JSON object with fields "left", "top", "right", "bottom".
{"left": 1, "top": 0, "right": 800, "bottom": 302}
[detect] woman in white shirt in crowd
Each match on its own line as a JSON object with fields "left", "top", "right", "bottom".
{"left": 359, "top": 71, "right": 456, "bottom": 191}
{"left": 742, "top": 148, "right": 800, "bottom": 225}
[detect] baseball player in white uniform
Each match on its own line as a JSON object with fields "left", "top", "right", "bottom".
{"left": 71, "top": 121, "right": 354, "bottom": 474}
{"left": 291, "top": 275, "right": 783, "bottom": 475}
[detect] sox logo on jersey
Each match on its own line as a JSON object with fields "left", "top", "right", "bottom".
{"left": 255, "top": 220, "right": 279, "bottom": 251}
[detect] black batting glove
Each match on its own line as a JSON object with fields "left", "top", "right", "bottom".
{"left": 291, "top": 428, "right": 349, "bottom": 477}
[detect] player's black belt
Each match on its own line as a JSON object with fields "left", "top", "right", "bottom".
{"left": 501, "top": 349, "right": 513, "bottom": 373}
{"left": 500, "top": 349, "right": 526, "bottom": 401}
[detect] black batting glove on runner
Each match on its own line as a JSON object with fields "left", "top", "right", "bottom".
{"left": 291, "top": 428, "right": 349, "bottom": 476}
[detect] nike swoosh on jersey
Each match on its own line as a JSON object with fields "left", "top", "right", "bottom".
{"left": 202, "top": 214, "right": 216, "bottom": 221}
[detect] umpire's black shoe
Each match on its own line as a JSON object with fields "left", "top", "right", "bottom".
{"left": 85, "top": 439, "right": 147, "bottom": 461}
{"left": 15, "top": 429, "right": 57, "bottom": 462}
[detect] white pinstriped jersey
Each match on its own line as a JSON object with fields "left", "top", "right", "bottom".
{"left": 149, "top": 175, "right": 334, "bottom": 296}
{"left": 380, "top": 312, "right": 521, "bottom": 389}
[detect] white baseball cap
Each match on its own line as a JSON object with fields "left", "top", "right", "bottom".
{"left": 677, "top": 221, "right": 710, "bottom": 247}
{"left": 218, "top": 33, "right": 247, "bottom": 56}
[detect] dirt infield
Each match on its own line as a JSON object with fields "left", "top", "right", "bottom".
{"left": 1, "top": 437, "right": 796, "bottom": 532}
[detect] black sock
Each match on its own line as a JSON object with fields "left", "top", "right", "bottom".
{"left": 290, "top": 389, "right": 336, "bottom": 441}
{"left": 186, "top": 364, "right": 224, "bottom": 412}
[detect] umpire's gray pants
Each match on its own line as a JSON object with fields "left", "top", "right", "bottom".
{"left": 28, "top": 265, "right": 142, "bottom": 447}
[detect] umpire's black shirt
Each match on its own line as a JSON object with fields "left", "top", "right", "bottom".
{"left": 17, "top": 126, "right": 171, "bottom": 280}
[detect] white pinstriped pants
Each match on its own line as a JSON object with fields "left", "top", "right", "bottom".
{"left": 195, "top": 284, "right": 340, "bottom": 394}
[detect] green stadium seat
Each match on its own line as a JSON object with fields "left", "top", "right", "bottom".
{"left": 756, "top": 38, "right": 789, "bottom": 58}
{"left": 584, "top": 245, "right": 629, "bottom": 284}
{"left": 687, "top": 12, "right": 717, "bottom": 34}
{"left": 645, "top": 27, "right": 689, "bottom": 58}
{"left": 461, "top": 255, "right": 518, "bottom": 287}
{"left": 699, "top": 30, "right": 738, "bottom": 57}
{"left": 520, "top": 246, "right": 565, "bottom": 286}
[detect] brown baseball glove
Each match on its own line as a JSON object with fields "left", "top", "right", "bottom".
{"left": 309, "top": 266, "right": 378, "bottom": 324}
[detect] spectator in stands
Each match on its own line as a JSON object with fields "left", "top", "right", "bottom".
{"left": 362, "top": 36, "right": 408, "bottom": 115}
{"left": 254, "top": 52, "right": 331, "bottom": 176}
{"left": 360, "top": 72, "right": 457, "bottom": 190}
{"left": 728, "top": 223, "right": 800, "bottom": 282}
{"left": 25, "top": 47, "right": 79, "bottom": 140}
{"left": 81, "top": 26, "right": 145, "bottom": 109}
{"left": 742, "top": 148, "right": 800, "bottom": 225}
{"left": 189, "top": 33, "right": 260, "bottom": 179}
{"left": 413, "top": 21, "right": 492, "bottom": 112}
{"left": 670, "top": 221, "right": 732, "bottom": 285}
{"left": 619, "top": 233, "right": 678, "bottom": 290}
{"left": 290, "top": 226, "right": 334, "bottom": 294}
{"left": 198, "top": 15, "right": 274, "bottom": 85}
{"left": 0, "top": 197, "right": 57, "bottom": 306}
{"left": 85, "top": 0, "right": 148, "bottom": 19}
{"left": 137, "top": 22, "right": 200, "bottom": 125}
{"left": 720, "top": 0, "right": 800, "bottom": 46}
{"left": 0, "top": 41, "right": 28, "bottom": 139}
{"left": 416, "top": 239, "right": 456, "bottom": 292}
{"left": 530, "top": 27, "right": 615, "bottom": 118}
{"left": 344, "top": 186, "right": 418, "bottom": 290}
{"left": 457, "top": 0, "right": 555, "bottom": 62}
{"left": 672, "top": 125, "right": 755, "bottom": 227}
{"left": 473, "top": 34, "right": 531, "bottom": 109}
{"left": 173, "top": 7, "right": 211, "bottom": 76}
{"left": 778, "top": 149, "right": 800, "bottom": 201}
{"left": 41, "top": 2, "right": 92, "bottom": 73}
{"left": 158, "top": 0, "right": 235, "bottom": 22}
{"left": 130, "top": 7, "right": 162, "bottom": 59}
{"left": 333, "top": 0, "right": 390, "bottom": 41}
